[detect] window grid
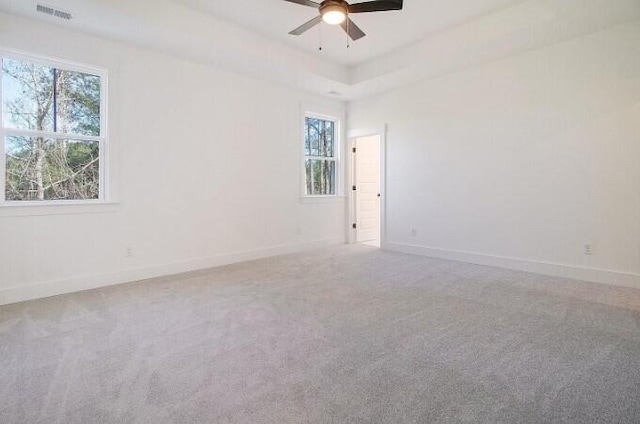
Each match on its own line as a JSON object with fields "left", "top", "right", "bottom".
{"left": 0, "top": 51, "right": 108, "bottom": 205}
{"left": 304, "top": 114, "right": 338, "bottom": 197}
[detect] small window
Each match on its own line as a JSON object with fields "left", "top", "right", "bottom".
{"left": 304, "top": 114, "right": 338, "bottom": 196}
{"left": 1, "top": 52, "right": 106, "bottom": 203}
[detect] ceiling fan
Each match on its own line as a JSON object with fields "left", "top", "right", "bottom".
{"left": 284, "top": 0, "right": 403, "bottom": 41}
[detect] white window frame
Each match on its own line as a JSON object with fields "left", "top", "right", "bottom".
{"left": 302, "top": 111, "right": 340, "bottom": 198}
{"left": 0, "top": 49, "right": 109, "bottom": 207}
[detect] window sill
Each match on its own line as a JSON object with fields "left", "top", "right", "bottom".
{"left": 300, "top": 195, "right": 347, "bottom": 204}
{"left": 0, "top": 201, "right": 120, "bottom": 218}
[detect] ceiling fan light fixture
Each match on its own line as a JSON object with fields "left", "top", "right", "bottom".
{"left": 322, "top": 4, "right": 347, "bottom": 25}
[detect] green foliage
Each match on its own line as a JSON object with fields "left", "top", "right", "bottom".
{"left": 66, "top": 139, "right": 99, "bottom": 170}
{"left": 58, "top": 71, "right": 101, "bottom": 136}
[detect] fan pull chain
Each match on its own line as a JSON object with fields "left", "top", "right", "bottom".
{"left": 347, "top": 16, "right": 350, "bottom": 48}
{"left": 318, "top": 20, "right": 323, "bottom": 51}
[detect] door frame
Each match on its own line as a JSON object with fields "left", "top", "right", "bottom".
{"left": 347, "top": 126, "right": 387, "bottom": 247}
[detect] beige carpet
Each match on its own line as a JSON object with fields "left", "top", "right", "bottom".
{"left": 1, "top": 245, "right": 640, "bottom": 423}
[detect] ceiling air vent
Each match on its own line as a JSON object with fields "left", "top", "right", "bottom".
{"left": 35, "top": 3, "right": 73, "bottom": 20}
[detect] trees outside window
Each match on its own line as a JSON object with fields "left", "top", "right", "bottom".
{"left": 1, "top": 53, "right": 106, "bottom": 203}
{"left": 304, "top": 115, "right": 338, "bottom": 196}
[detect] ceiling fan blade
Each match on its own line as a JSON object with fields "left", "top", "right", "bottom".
{"left": 340, "top": 18, "right": 366, "bottom": 41}
{"left": 348, "top": 0, "right": 403, "bottom": 13}
{"left": 289, "top": 15, "right": 322, "bottom": 36}
{"left": 283, "top": 0, "right": 320, "bottom": 8}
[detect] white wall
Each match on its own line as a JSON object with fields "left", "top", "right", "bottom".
{"left": 349, "top": 22, "right": 640, "bottom": 288}
{"left": 0, "top": 12, "right": 347, "bottom": 305}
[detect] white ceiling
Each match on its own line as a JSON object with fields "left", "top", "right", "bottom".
{"left": 177, "top": 0, "right": 522, "bottom": 67}
{"left": 0, "top": 0, "right": 639, "bottom": 100}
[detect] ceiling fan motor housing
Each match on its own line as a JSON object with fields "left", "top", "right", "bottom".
{"left": 320, "top": 0, "right": 349, "bottom": 17}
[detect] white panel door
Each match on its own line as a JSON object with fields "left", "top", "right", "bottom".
{"left": 355, "top": 136, "right": 381, "bottom": 243}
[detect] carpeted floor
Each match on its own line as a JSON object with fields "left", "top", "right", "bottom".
{"left": 1, "top": 245, "right": 640, "bottom": 423}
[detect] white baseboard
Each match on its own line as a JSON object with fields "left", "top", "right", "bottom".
{"left": 0, "top": 238, "right": 343, "bottom": 306}
{"left": 385, "top": 242, "right": 640, "bottom": 290}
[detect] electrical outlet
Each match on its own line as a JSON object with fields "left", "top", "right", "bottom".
{"left": 126, "top": 247, "right": 134, "bottom": 257}
{"left": 584, "top": 244, "right": 594, "bottom": 255}
{"left": 410, "top": 228, "right": 418, "bottom": 237}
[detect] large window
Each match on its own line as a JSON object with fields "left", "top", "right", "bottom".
{"left": 304, "top": 114, "right": 338, "bottom": 196}
{"left": 0, "top": 52, "right": 106, "bottom": 203}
